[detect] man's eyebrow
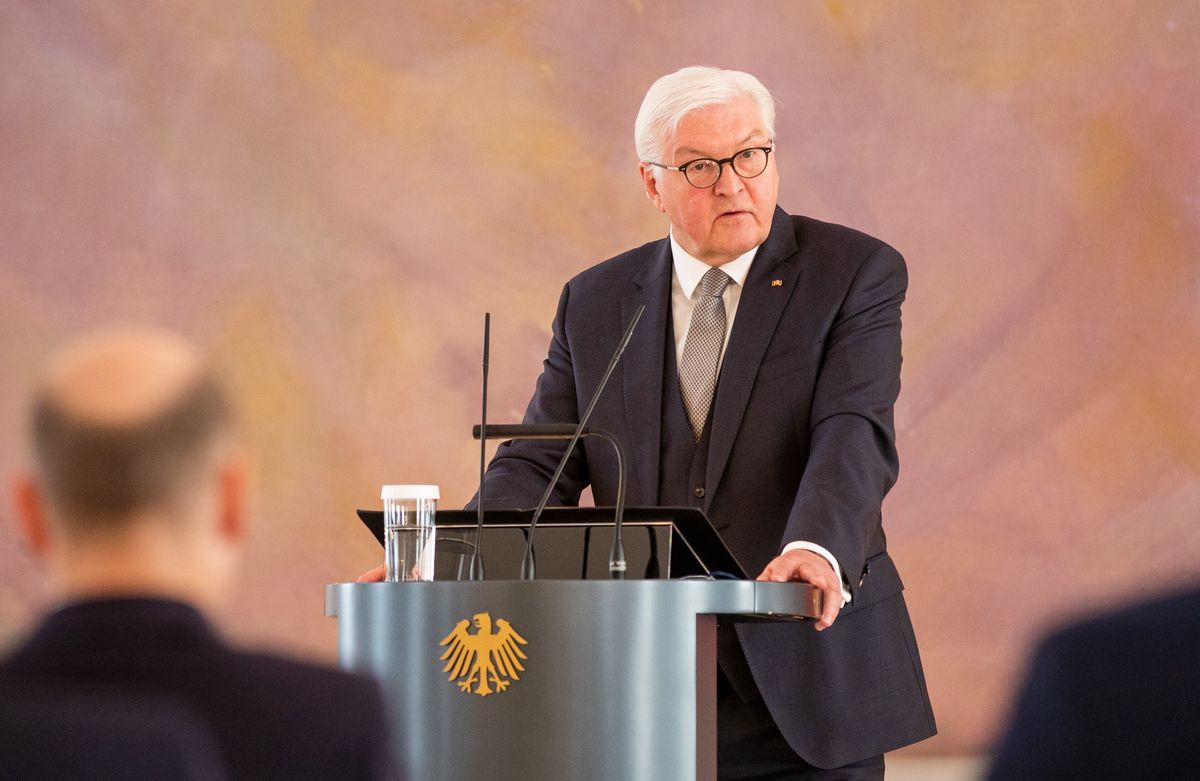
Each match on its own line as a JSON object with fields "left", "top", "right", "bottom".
{"left": 675, "top": 132, "right": 769, "bottom": 159}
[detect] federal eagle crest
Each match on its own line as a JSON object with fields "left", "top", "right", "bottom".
{"left": 438, "top": 612, "right": 528, "bottom": 696}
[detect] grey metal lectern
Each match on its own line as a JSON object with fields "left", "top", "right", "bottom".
{"left": 326, "top": 580, "right": 820, "bottom": 780}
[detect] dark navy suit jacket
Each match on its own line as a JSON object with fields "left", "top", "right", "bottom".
{"left": 482, "top": 206, "right": 936, "bottom": 767}
{"left": 987, "top": 585, "right": 1200, "bottom": 780}
{"left": 0, "top": 678, "right": 229, "bottom": 779}
{"left": 0, "top": 598, "right": 392, "bottom": 780}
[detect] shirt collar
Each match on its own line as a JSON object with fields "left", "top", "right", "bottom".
{"left": 669, "top": 230, "right": 758, "bottom": 299}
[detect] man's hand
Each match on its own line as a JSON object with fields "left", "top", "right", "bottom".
{"left": 757, "top": 549, "right": 843, "bottom": 631}
{"left": 356, "top": 564, "right": 386, "bottom": 583}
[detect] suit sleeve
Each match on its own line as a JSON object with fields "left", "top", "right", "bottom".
{"left": 783, "top": 243, "right": 906, "bottom": 599}
{"left": 473, "top": 282, "right": 591, "bottom": 509}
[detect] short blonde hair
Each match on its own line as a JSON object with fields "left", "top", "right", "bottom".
{"left": 634, "top": 66, "right": 776, "bottom": 165}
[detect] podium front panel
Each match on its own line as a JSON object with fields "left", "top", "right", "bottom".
{"left": 327, "top": 580, "right": 816, "bottom": 780}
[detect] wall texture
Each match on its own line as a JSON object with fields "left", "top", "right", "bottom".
{"left": 2, "top": 1, "right": 1198, "bottom": 755}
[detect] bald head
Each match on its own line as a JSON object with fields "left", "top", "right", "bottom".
{"left": 40, "top": 329, "right": 208, "bottom": 426}
{"left": 29, "top": 328, "right": 234, "bottom": 532}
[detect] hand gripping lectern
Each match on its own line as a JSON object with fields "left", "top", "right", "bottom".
{"left": 326, "top": 508, "right": 820, "bottom": 780}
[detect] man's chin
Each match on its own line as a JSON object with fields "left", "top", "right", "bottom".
{"left": 710, "top": 227, "right": 767, "bottom": 258}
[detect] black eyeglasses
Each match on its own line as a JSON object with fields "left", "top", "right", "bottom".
{"left": 646, "top": 144, "right": 774, "bottom": 189}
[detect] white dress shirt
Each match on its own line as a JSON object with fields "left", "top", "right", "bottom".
{"left": 669, "top": 231, "right": 851, "bottom": 605}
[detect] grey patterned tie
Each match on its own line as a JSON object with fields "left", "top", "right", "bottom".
{"left": 679, "top": 267, "right": 732, "bottom": 441}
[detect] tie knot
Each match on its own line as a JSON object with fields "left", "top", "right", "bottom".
{"left": 699, "top": 267, "right": 731, "bottom": 298}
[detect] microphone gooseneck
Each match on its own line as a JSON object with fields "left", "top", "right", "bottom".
{"left": 519, "top": 304, "right": 644, "bottom": 580}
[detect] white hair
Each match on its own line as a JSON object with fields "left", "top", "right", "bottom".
{"left": 634, "top": 66, "right": 777, "bottom": 166}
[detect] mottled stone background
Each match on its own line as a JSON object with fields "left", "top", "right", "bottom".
{"left": 2, "top": 0, "right": 1198, "bottom": 756}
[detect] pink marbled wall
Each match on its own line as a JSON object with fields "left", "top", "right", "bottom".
{"left": 2, "top": 1, "right": 1198, "bottom": 755}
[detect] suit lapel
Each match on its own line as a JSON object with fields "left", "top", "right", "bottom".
{"left": 705, "top": 208, "right": 801, "bottom": 501}
{"left": 622, "top": 241, "right": 672, "bottom": 504}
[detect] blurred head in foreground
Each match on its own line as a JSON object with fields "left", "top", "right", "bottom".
{"left": 4, "top": 329, "right": 396, "bottom": 779}
{"left": 12, "top": 327, "right": 246, "bottom": 610}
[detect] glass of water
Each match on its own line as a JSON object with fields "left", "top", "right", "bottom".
{"left": 381, "top": 485, "right": 438, "bottom": 582}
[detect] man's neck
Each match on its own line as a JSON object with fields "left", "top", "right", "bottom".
{"left": 49, "top": 524, "right": 226, "bottom": 612}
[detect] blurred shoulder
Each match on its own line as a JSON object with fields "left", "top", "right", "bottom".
{"left": 225, "top": 649, "right": 384, "bottom": 709}
{"left": 1040, "top": 585, "right": 1200, "bottom": 664}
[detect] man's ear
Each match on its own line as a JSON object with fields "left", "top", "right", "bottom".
{"left": 215, "top": 452, "right": 248, "bottom": 544}
{"left": 639, "top": 163, "right": 666, "bottom": 213}
{"left": 12, "top": 475, "right": 52, "bottom": 558}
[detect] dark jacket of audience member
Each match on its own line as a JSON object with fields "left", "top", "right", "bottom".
{"left": 2, "top": 598, "right": 389, "bottom": 780}
{"left": 987, "top": 585, "right": 1200, "bottom": 780}
{"left": 0, "top": 674, "right": 231, "bottom": 779}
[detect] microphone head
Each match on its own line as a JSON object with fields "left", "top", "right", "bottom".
{"left": 482, "top": 312, "right": 490, "bottom": 366}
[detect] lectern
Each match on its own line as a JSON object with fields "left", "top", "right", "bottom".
{"left": 328, "top": 508, "right": 820, "bottom": 779}
{"left": 327, "top": 579, "right": 818, "bottom": 779}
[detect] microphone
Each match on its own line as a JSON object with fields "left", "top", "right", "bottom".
{"left": 475, "top": 304, "right": 644, "bottom": 580}
{"left": 467, "top": 313, "right": 490, "bottom": 581}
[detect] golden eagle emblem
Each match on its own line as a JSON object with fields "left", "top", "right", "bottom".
{"left": 438, "top": 612, "right": 528, "bottom": 696}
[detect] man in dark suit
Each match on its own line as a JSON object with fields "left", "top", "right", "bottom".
{"left": 4, "top": 328, "right": 392, "bottom": 780}
{"left": 987, "top": 585, "right": 1200, "bottom": 780}
{"left": 480, "top": 66, "right": 937, "bottom": 777}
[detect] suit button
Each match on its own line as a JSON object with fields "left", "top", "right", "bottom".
{"left": 693, "top": 487, "right": 705, "bottom": 498}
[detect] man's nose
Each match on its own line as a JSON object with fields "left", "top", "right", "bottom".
{"left": 712, "top": 162, "right": 745, "bottom": 196}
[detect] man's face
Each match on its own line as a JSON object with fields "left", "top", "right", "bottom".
{"left": 640, "top": 96, "right": 779, "bottom": 266}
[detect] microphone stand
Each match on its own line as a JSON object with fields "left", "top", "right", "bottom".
{"left": 467, "top": 313, "right": 489, "bottom": 581}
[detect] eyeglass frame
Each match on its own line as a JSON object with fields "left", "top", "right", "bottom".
{"left": 644, "top": 143, "right": 775, "bottom": 189}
